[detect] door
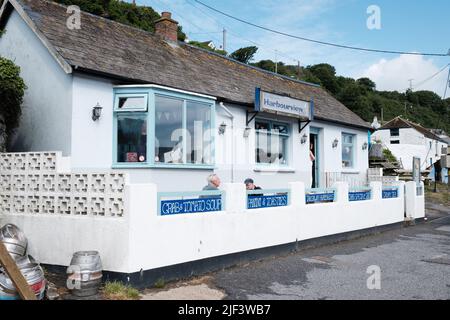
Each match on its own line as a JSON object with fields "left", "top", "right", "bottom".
{"left": 310, "top": 131, "right": 320, "bottom": 188}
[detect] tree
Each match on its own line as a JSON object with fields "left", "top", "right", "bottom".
{"left": 188, "top": 41, "right": 226, "bottom": 56}
{"left": 0, "top": 57, "right": 26, "bottom": 150}
{"left": 54, "top": 0, "right": 187, "bottom": 41}
{"left": 305, "top": 63, "right": 339, "bottom": 95}
{"left": 229, "top": 46, "right": 258, "bottom": 64}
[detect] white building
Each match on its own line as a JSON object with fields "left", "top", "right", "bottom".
{"left": 372, "top": 117, "right": 448, "bottom": 180}
{"left": 0, "top": 0, "right": 372, "bottom": 191}
{"left": 0, "top": 0, "right": 423, "bottom": 283}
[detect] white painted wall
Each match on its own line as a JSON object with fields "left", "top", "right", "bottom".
{"left": 372, "top": 128, "right": 447, "bottom": 170}
{"left": 0, "top": 180, "right": 410, "bottom": 273}
{"left": 67, "top": 79, "right": 370, "bottom": 191}
{"left": 0, "top": 10, "right": 73, "bottom": 155}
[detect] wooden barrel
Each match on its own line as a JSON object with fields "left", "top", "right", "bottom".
{"left": 67, "top": 251, "right": 103, "bottom": 297}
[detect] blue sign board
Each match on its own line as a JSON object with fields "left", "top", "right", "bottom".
{"left": 255, "top": 88, "right": 313, "bottom": 120}
{"left": 306, "top": 192, "right": 335, "bottom": 204}
{"left": 247, "top": 194, "right": 289, "bottom": 210}
{"left": 382, "top": 189, "right": 398, "bottom": 199}
{"left": 349, "top": 191, "right": 371, "bottom": 202}
{"left": 160, "top": 197, "right": 223, "bottom": 216}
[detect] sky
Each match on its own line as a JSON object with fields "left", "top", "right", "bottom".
{"left": 134, "top": 0, "right": 450, "bottom": 97}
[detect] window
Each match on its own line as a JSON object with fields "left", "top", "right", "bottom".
{"left": 113, "top": 89, "right": 215, "bottom": 168}
{"left": 255, "top": 120, "right": 289, "bottom": 165}
{"left": 342, "top": 133, "right": 355, "bottom": 168}
{"left": 115, "top": 94, "right": 148, "bottom": 111}
{"left": 390, "top": 128, "right": 399, "bottom": 137}
{"left": 391, "top": 140, "right": 400, "bottom": 145}
{"left": 116, "top": 114, "right": 148, "bottom": 163}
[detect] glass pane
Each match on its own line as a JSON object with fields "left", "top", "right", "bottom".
{"left": 117, "top": 96, "right": 146, "bottom": 110}
{"left": 271, "top": 136, "right": 288, "bottom": 165}
{"left": 117, "top": 114, "right": 147, "bottom": 163}
{"left": 186, "top": 101, "right": 212, "bottom": 165}
{"left": 272, "top": 123, "right": 288, "bottom": 135}
{"left": 255, "top": 121, "right": 269, "bottom": 131}
{"left": 155, "top": 96, "right": 184, "bottom": 164}
{"left": 342, "top": 145, "right": 353, "bottom": 168}
{"left": 256, "top": 132, "right": 271, "bottom": 164}
{"left": 343, "top": 134, "right": 353, "bottom": 144}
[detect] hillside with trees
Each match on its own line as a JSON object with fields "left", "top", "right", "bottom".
{"left": 4, "top": 0, "right": 448, "bottom": 133}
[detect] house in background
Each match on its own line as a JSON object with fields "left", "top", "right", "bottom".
{"left": 372, "top": 117, "right": 449, "bottom": 183}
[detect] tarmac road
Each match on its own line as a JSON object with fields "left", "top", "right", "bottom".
{"left": 212, "top": 206, "right": 450, "bottom": 300}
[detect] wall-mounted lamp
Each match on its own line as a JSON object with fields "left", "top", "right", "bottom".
{"left": 92, "top": 103, "right": 103, "bottom": 121}
{"left": 332, "top": 138, "right": 339, "bottom": 148}
{"left": 301, "top": 134, "right": 308, "bottom": 144}
{"left": 243, "top": 127, "right": 251, "bottom": 138}
{"left": 218, "top": 122, "right": 227, "bottom": 135}
{"left": 362, "top": 142, "right": 368, "bottom": 150}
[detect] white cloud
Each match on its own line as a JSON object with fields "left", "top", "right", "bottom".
{"left": 361, "top": 55, "right": 449, "bottom": 96}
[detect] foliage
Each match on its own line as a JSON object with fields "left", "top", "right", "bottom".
{"left": 0, "top": 57, "right": 26, "bottom": 134}
{"left": 54, "top": 0, "right": 186, "bottom": 41}
{"left": 154, "top": 277, "right": 166, "bottom": 289}
{"left": 229, "top": 46, "right": 258, "bottom": 64}
{"left": 383, "top": 148, "right": 398, "bottom": 163}
{"left": 103, "top": 281, "right": 140, "bottom": 300}
{"left": 188, "top": 41, "right": 227, "bottom": 55}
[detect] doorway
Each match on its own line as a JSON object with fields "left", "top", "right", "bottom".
{"left": 310, "top": 128, "right": 320, "bottom": 188}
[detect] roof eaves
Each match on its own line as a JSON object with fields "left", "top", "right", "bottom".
{"left": 2, "top": 0, "right": 72, "bottom": 74}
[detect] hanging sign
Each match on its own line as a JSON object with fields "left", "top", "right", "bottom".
{"left": 255, "top": 88, "right": 313, "bottom": 120}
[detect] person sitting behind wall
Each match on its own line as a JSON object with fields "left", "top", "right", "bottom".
{"left": 244, "top": 178, "right": 261, "bottom": 191}
{"left": 201, "top": 174, "right": 221, "bottom": 199}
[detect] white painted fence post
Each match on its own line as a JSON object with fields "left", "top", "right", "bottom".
{"left": 224, "top": 183, "right": 246, "bottom": 213}
{"left": 369, "top": 181, "right": 382, "bottom": 201}
{"left": 334, "top": 182, "right": 349, "bottom": 203}
{"left": 405, "top": 181, "right": 425, "bottom": 220}
{"left": 289, "top": 181, "right": 306, "bottom": 208}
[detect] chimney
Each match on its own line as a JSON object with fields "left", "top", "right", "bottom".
{"left": 155, "top": 12, "right": 179, "bottom": 42}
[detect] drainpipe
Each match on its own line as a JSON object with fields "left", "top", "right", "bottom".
{"left": 219, "top": 102, "right": 235, "bottom": 183}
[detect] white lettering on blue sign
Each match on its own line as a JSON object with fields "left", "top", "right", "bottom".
{"left": 256, "top": 89, "right": 312, "bottom": 120}
{"left": 161, "top": 198, "right": 222, "bottom": 215}
{"left": 247, "top": 194, "right": 288, "bottom": 209}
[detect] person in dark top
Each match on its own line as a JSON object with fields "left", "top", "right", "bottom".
{"left": 244, "top": 178, "right": 262, "bottom": 191}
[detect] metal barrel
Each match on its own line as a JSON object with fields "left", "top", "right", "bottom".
{"left": 0, "top": 224, "right": 28, "bottom": 258}
{"left": 67, "top": 251, "right": 103, "bottom": 297}
{"left": 0, "top": 261, "right": 46, "bottom": 300}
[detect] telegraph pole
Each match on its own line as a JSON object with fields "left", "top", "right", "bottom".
{"left": 297, "top": 60, "right": 301, "bottom": 79}
{"left": 275, "top": 50, "right": 278, "bottom": 74}
{"left": 408, "top": 79, "right": 414, "bottom": 91}
{"left": 222, "top": 28, "right": 227, "bottom": 52}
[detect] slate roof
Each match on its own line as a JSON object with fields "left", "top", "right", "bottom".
{"left": 1, "top": 0, "right": 371, "bottom": 129}
{"left": 380, "top": 117, "right": 446, "bottom": 143}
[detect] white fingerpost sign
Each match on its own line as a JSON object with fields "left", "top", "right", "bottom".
{"left": 255, "top": 88, "right": 313, "bottom": 120}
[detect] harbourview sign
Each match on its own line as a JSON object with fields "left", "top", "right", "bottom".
{"left": 255, "top": 88, "right": 313, "bottom": 120}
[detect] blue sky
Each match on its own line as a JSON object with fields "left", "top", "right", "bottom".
{"left": 134, "top": 0, "right": 450, "bottom": 96}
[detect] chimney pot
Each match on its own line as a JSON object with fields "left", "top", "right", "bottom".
{"left": 155, "top": 11, "right": 178, "bottom": 42}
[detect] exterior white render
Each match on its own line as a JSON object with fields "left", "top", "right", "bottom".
{"left": 372, "top": 122, "right": 448, "bottom": 171}
{"left": 0, "top": 7, "right": 370, "bottom": 191}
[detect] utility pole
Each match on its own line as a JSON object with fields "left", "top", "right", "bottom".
{"left": 222, "top": 28, "right": 227, "bottom": 52}
{"left": 444, "top": 67, "right": 450, "bottom": 99}
{"left": 381, "top": 108, "right": 384, "bottom": 123}
{"left": 408, "top": 79, "right": 414, "bottom": 91}
{"left": 275, "top": 50, "right": 278, "bottom": 74}
{"left": 297, "top": 60, "right": 301, "bottom": 79}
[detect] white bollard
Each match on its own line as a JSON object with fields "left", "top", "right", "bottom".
{"left": 289, "top": 181, "right": 306, "bottom": 208}
{"left": 369, "top": 181, "right": 382, "bottom": 201}
{"left": 333, "top": 182, "right": 349, "bottom": 204}
{"left": 224, "top": 183, "right": 246, "bottom": 213}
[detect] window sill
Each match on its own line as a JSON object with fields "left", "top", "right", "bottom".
{"left": 254, "top": 167, "right": 295, "bottom": 173}
{"left": 341, "top": 169, "right": 360, "bottom": 174}
{"left": 112, "top": 163, "right": 215, "bottom": 170}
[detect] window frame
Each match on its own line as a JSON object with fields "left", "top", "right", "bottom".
{"left": 255, "top": 118, "right": 291, "bottom": 167}
{"left": 114, "top": 93, "right": 149, "bottom": 112}
{"left": 112, "top": 87, "right": 216, "bottom": 169}
{"left": 342, "top": 132, "right": 356, "bottom": 169}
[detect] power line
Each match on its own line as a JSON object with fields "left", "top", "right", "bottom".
{"left": 184, "top": 0, "right": 301, "bottom": 64}
{"left": 413, "top": 63, "right": 450, "bottom": 90}
{"left": 193, "top": 0, "right": 450, "bottom": 57}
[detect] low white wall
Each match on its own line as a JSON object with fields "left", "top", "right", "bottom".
{"left": 405, "top": 181, "right": 425, "bottom": 219}
{"left": 126, "top": 181, "right": 405, "bottom": 273}
{"left": 1, "top": 175, "right": 417, "bottom": 274}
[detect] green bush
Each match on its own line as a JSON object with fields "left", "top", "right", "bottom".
{"left": 0, "top": 56, "right": 26, "bottom": 135}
